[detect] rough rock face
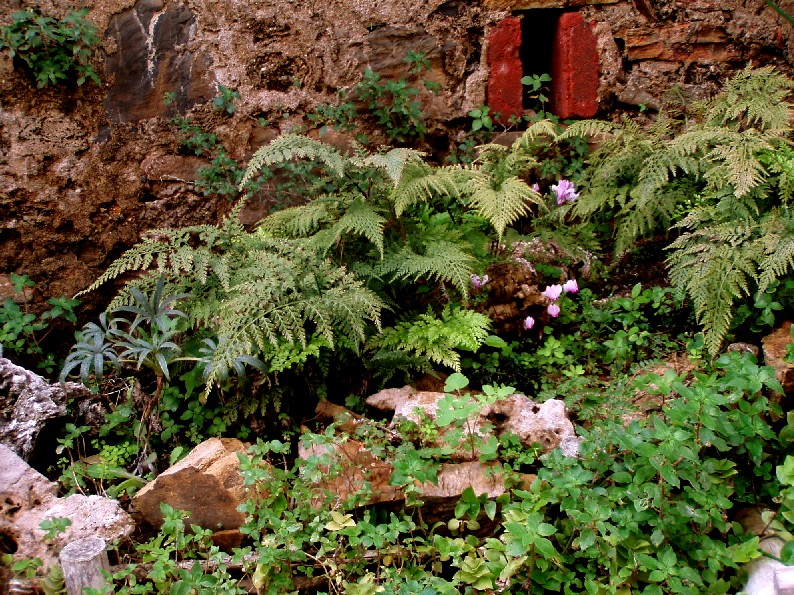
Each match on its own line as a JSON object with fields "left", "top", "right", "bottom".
{"left": 0, "top": 444, "right": 133, "bottom": 569}
{"left": 366, "top": 385, "right": 580, "bottom": 458}
{"left": 1, "top": 0, "right": 792, "bottom": 311}
{"left": 299, "top": 436, "right": 521, "bottom": 514}
{"left": 762, "top": 321, "right": 794, "bottom": 395}
{"left": 132, "top": 437, "right": 249, "bottom": 532}
{"left": 0, "top": 357, "right": 92, "bottom": 461}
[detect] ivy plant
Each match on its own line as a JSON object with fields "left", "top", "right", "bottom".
{"left": 0, "top": 8, "right": 101, "bottom": 88}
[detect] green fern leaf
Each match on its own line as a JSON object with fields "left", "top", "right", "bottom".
{"left": 465, "top": 174, "right": 538, "bottom": 239}
{"left": 371, "top": 305, "right": 491, "bottom": 371}
{"left": 239, "top": 134, "right": 346, "bottom": 190}
{"left": 377, "top": 241, "right": 475, "bottom": 297}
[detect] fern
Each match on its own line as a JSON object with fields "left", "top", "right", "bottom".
{"left": 563, "top": 67, "right": 794, "bottom": 355}
{"left": 239, "top": 134, "right": 346, "bottom": 190}
{"left": 376, "top": 241, "right": 476, "bottom": 298}
{"left": 77, "top": 210, "right": 383, "bottom": 391}
{"left": 370, "top": 305, "right": 491, "bottom": 372}
{"left": 390, "top": 162, "right": 467, "bottom": 218}
{"left": 567, "top": 68, "right": 793, "bottom": 256}
{"left": 668, "top": 206, "right": 794, "bottom": 356}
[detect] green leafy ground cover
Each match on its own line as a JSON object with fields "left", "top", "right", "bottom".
{"left": 2, "top": 66, "right": 794, "bottom": 594}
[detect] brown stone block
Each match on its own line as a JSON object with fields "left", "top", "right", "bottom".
{"left": 487, "top": 17, "right": 525, "bottom": 121}
{"left": 625, "top": 24, "right": 742, "bottom": 62}
{"left": 551, "top": 12, "right": 600, "bottom": 118}
{"left": 482, "top": 0, "right": 617, "bottom": 9}
{"left": 132, "top": 438, "right": 249, "bottom": 531}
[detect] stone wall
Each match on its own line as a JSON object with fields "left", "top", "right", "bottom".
{"left": 0, "top": 0, "right": 792, "bottom": 308}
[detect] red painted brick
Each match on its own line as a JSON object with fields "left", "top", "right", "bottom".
{"left": 551, "top": 12, "right": 599, "bottom": 118}
{"left": 487, "top": 17, "right": 524, "bottom": 122}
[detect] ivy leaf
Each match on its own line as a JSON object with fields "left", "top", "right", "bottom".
{"left": 444, "top": 372, "right": 469, "bottom": 393}
{"left": 325, "top": 511, "right": 356, "bottom": 531}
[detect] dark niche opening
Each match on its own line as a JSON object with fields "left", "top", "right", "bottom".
{"left": 518, "top": 9, "right": 562, "bottom": 111}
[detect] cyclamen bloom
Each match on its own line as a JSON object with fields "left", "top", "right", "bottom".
{"left": 470, "top": 274, "right": 489, "bottom": 290}
{"left": 523, "top": 316, "right": 535, "bottom": 330}
{"left": 551, "top": 179, "right": 579, "bottom": 205}
{"left": 531, "top": 183, "right": 541, "bottom": 193}
{"left": 562, "top": 279, "right": 579, "bottom": 294}
{"left": 547, "top": 304, "right": 561, "bottom": 318}
{"left": 542, "top": 284, "right": 563, "bottom": 301}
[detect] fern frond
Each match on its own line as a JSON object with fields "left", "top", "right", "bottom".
{"left": 391, "top": 163, "right": 468, "bottom": 217}
{"left": 371, "top": 305, "right": 491, "bottom": 371}
{"left": 315, "top": 198, "right": 386, "bottom": 257}
{"left": 465, "top": 174, "right": 539, "bottom": 238}
{"left": 667, "top": 224, "right": 760, "bottom": 356}
{"left": 239, "top": 134, "right": 346, "bottom": 190}
{"left": 257, "top": 195, "right": 337, "bottom": 237}
{"left": 702, "top": 129, "right": 774, "bottom": 197}
{"left": 557, "top": 118, "right": 619, "bottom": 143}
{"left": 757, "top": 208, "right": 794, "bottom": 292}
{"left": 377, "top": 241, "right": 475, "bottom": 297}
{"left": 77, "top": 225, "right": 222, "bottom": 296}
{"left": 357, "top": 147, "right": 427, "bottom": 184}
{"left": 513, "top": 118, "right": 560, "bottom": 150}
{"left": 707, "top": 65, "right": 794, "bottom": 132}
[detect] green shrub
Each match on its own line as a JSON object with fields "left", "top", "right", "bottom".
{"left": 565, "top": 66, "right": 794, "bottom": 355}
{"left": 0, "top": 8, "right": 100, "bottom": 88}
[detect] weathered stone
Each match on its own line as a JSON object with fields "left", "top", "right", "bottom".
{"left": 299, "top": 438, "right": 402, "bottom": 507}
{"left": 132, "top": 437, "right": 248, "bottom": 531}
{"left": 314, "top": 400, "right": 367, "bottom": 436}
{"left": 0, "top": 357, "right": 92, "bottom": 462}
{"left": 420, "top": 461, "right": 505, "bottom": 500}
{"left": 298, "top": 439, "right": 528, "bottom": 513}
{"left": 551, "top": 12, "right": 600, "bottom": 118}
{"left": 366, "top": 385, "right": 579, "bottom": 458}
{"left": 487, "top": 17, "right": 524, "bottom": 122}
{"left": 0, "top": 444, "right": 133, "bottom": 570}
{"left": 0, "top": 276, "right": 33, "bottom": 304}
{"left": 623, "top": 24, "right": 742, "bottom": 63}
{"left": 762, "top": 321, "right": 794, "bottom": 394}
{"left": 482, "top": 0, "right": 618, "bottom": 10}
{"left": 104, "top": 0, "right": 215, "bottom": 122}
{"left": 140, "top": 152, "right": 206, "bottom": 183}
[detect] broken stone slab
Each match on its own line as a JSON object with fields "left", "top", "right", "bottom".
{"left": 0, "top": 357, "right": 92, "bottom": 462}
{"left": 0, "top": 444, "right": 133, "bottom": 570}
{"left": 299, "top": 436, "right": 537, "bottom": 519}
{"left": 366, "top": 385, "right": 579, "bottom": 459}
{"left": 298, "top": 438, "right": 403, "bottom": 507}
{"left": 762, "top": 321, "right": 794, "bottom": 395}
{"left": 132, "top": 437, "right": 249, "bottom": 533}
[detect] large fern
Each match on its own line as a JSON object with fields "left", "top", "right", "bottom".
{"left": 564, "top": 66, "right": 794, "bottom": 257}
{"left": 370, "top": 305, "right": 491, "bottom": 372}
{"left": 78, "top": 206, "right": 383, "bottom": 389}
{"left": 557, "top": 67, "right": 794, "bottom": 355}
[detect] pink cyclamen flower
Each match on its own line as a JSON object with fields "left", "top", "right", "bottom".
{"left": 547, "top": 304, "right": 561, "bottom": 318}
{"left": 551, "top": 179, "right": 579, "bottom": 205}
{"left": 562, "top": 279, "right": 579, "bottom": 294}
{"left": 542, "top": 284, "right": 563, "bottom": 301}
{"left": 470, "top": 274, "right": 489, "bottom": 290}
{"left": 531, "top": 183, "right": 541, "bottom": 193}
{"left": 523, "top": 316, "right": 535, "bottom": 330}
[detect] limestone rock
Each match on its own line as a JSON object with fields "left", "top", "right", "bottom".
{"left": 0, "top": 357, "right": 92, "bottom": 461}
{"left": 420, "top": 461, "right": 506, "bottom": 500}
{"left": 298, "top": 438, "right": 402, "bottom": 507}
{"left": 366, "top": 385, "right": 578, "bottom": 459}
{"left": 132, "top": 437, "right": 248, "bottom": 531}
{"left": 0, "top": 444, "right": 133, "bottom": 569}
{"left": 298, "top": 439, "right": 524, "bottom": 512}
{"left": 762, "top": 321, "right": 794, "bottom": 395}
